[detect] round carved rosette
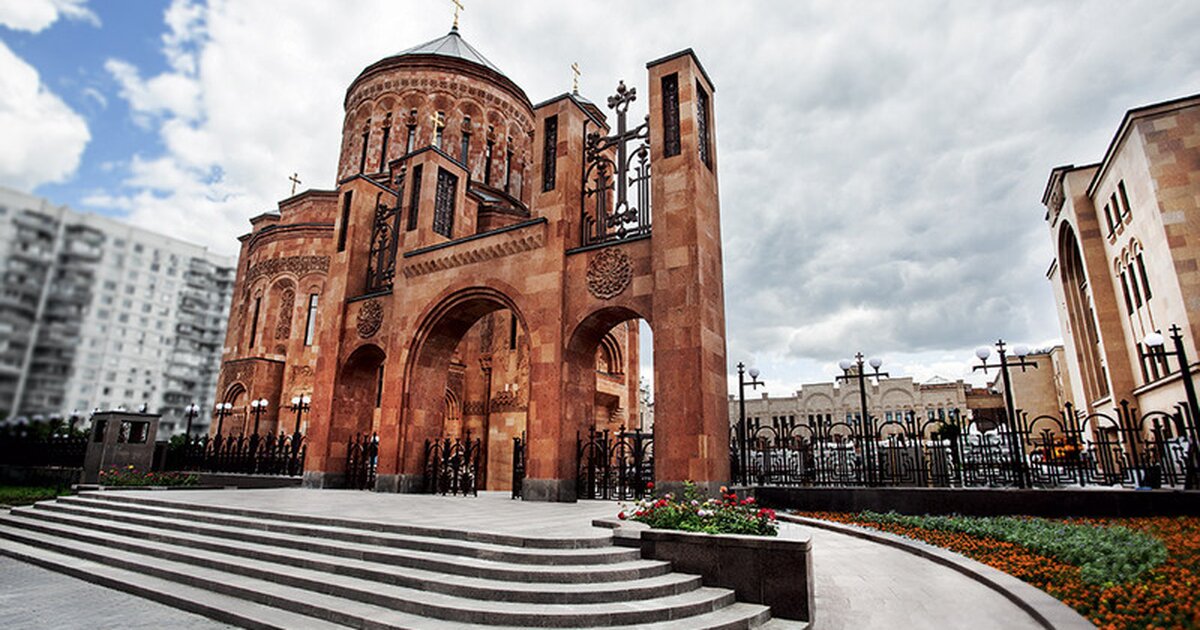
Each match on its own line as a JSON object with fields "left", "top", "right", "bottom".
{"left": 586, "top": 248, "right": 633, "bottom": 300}
{"left": 356, "top": 299, "right": 384, "bottom": 338}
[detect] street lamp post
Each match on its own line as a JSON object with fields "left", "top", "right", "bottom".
{"left": 1143, "top": 324, "right": 1200, "bottom": 488}
{"left": 736, "top": 362, "right": 764, "bottom": 485}
{"left": 249, "top": 399, "right": 269, "bottom": 436}
{"left": 973, "top": 339, "right": 1037, "bottom": 489}
{"left": 289, "top": 394, "right": 311, "bottom": 435}
{"left": 836, "top": 353, "right": 889, "bottom": 486}
{"left": 214, "top": 402, "right": 233, "bottom": 436}
{"left": 183, "top": 403, "right": 199, "bottom": 438}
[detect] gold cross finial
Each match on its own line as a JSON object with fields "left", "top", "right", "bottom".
{"left": 571, "top": 62, "right": 580, "bottom": 94}
{"left": 289, "top": 173, "right": 301, "bottom": 195}
{"left": 452, "top": 0, "right": 464, "bottom": 29}
{"left": 430, "top": 111, "right": 443, "bottom": 127}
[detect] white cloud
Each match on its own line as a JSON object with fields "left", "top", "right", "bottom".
{"left": 0, "top": 0, "right": 98, "bottom": 33}
{"left": 91, "top": 0, "right": 1200, "bottom": 384}
{"left": 0, "top": 40, "right": 90, "bottom": 190}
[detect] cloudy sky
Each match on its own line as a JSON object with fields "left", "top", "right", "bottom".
{"left": 2, "top": 0, "right": 1199, "bottom": 395}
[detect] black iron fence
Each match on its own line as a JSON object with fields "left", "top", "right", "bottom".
{"left": 577, "top": 427, "right": 654, "bottom": 500}
{"left": 732, "top": 400, "right": 1199, "bottom": 490}
{"left": 0, "top": 433, "right": 87, "bottom": 468}
{"left": 423, "top": 436, "right": 481, "bottom": 496}
{"left": 167, "top": 432, "right": 306, "bottom": 477}
{"left": 345, "top": 433, "right": 378, "bottom": 490}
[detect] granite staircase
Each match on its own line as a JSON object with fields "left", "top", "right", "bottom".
{"left": 0, "top": 492, "right": 797, "bottom": 629}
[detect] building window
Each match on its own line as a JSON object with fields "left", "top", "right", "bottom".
{"left": 1118, "top": 180, "right": 1132, "bottom": 220}
{"left": 504, "top": 138, "right": 514, "bottom": 193}
{"left": 1119, "top": 269, "right": 1134, "bottom": 315}
{"left": 249, "top": 296, "right": 262, "bottom": 347}
{"left": 405, "top": 110, "right": 417, "bottom": 153}
{"left": 303, "top": 293, "right": 318, "bottom": 346}
{"left": 376, "top": 365, "right": 384, "bottom": 408}
{"left": 433, "top": 167, "right": 458, "bottom": 238}
{"left": 661, "top": 73, "right": 681, "bottom": 157}
{"left": 433, "top": 111, "right": 444, "bottom": 150}
{"left": 359, "top": 126, "right": 370, "bottom": 174}
{"left": 542, "top": 115, "right": 557, "bottom": 192}
{"left": 337, "top": 191, "right": 353, "bottom": 252}
{"left": 1136, "top": 251, "right": 1152, "bottom": 301}
{"left": 484, "top": 128, "right": 494, "bottom": 186}
{"left": 460, "top": 116, "right": 471, "bottom": 166}
{"left": 379, "top": 115, "right": 391, "bottom": 169}
{"left": 1103, "top": 203, "right": 1115, "bottom": 237}
{"left": 406, "top": 165, "right": 423, "bottom": 231}
{"left": 509, "top": 313, "right": 517, "bottom": 349}
{"left": 696, "top": 80, "right": 712, "bottom": 169}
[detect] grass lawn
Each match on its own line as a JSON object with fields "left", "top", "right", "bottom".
{"left": 0, "top": 486, "right": 72, "bottom": 507}
{"left": 799, "top": 511, "right": 1200, "bottom": 630}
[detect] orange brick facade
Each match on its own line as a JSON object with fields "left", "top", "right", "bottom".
{"left": 215, "top": 29, "right": 728, "bottom": 501}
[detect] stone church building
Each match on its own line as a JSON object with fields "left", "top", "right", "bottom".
{"left": 214, "top": 26, "right": 729, "bottom": 500}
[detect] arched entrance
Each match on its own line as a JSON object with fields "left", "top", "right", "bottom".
{"left": 218, "top": 384, "right": 247, "bottom": 436}
{"left": 390, "top": 288, "right": 530, "bottom": 493}
{"left": 325, "top": 344, "right": 385, "bottom": 486}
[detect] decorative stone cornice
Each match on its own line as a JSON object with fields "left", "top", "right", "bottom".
{"left": 402, "top": 230, "right": 544, "bottom": 278}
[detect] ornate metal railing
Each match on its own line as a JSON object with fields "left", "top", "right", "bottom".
{"left": 582, "top": 81, "right": 651, "bottom": 247}
{"left": 511, "top": 433, "right": 526, "bottom": 499}
{"left": 168, "top": 433, "right": 306, "bottom": 477}
{"left": 365, "top": 189, "right": 402, "bottom": 292}
{"left": 423, "top": 436, "right": 481, "bottom": 496}
{"left": 577, "top": 426, "right": 654, "bottom": 500}
{"left": 0, "top": 434, "right": 87, "bottom": 468}
{"left": 345, "top": 432, "right": 378, "bottom": 490}
{"left": 731, "top": 400, "right": 1199, "bottom": 490}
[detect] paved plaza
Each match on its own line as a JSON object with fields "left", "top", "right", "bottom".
{"left": 0, "top": 488, "right": 1056, "bottom": 629}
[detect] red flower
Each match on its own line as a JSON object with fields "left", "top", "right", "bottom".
{"left": 646, "top": 481, "right": 655, "bottom": 490}
{"left": 618, "top": 512, "right": 627, "bottom": 520}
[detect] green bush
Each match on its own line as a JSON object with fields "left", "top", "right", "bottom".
{"left": 98, "top": 466, "right": 198, "bottom": 488}
{"left": 0, "top": 486, "right": 71, "bottom": 506}
{"left": 856, "top": 511, "right": 1167, "bottom": 585}
{"left": 620, "top": 482, "right": 778, "bottom": 536}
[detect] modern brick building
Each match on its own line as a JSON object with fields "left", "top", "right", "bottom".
{"left": 0, "top": 186, "right": 234, "bottom": 435}
{"left": 1041, "top": 94, "right": 1200, "bottom": 428}
{"left": 214, "top": 26, "right": 726, "bottom": 500}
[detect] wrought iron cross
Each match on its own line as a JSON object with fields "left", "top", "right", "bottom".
{"left": 289, "top": 173, "right": 301, "bottom": 195}
{"left": 571, "top": 62, "right": 580, "bottom": 94}
{"left": 451, "top": 0, "right": 464, "bottom": 29}
{"left": 606, "top": 82, "right": 642, "bottom": 220}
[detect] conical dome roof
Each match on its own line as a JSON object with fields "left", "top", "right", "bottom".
{"left": 396, "top": 27, "right": 505, "bottom": 76}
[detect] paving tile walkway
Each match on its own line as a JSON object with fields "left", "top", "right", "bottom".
{"left": 779, "top": 522, "right": 1046, "bottom": 630}
{"left": 0, "top": 555, "right": 234, "bottom": 630}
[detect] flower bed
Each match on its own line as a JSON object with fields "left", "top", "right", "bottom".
{"left": 801, "top": 510, "right": 1200, "bottom": 630}
{"left": 620, "top": 483, "right": 778, "bottom": 536}
{"left": 97, "top": 465, "right": 198, "bottom": 488}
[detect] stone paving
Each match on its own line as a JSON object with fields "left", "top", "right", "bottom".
{"left": 0, "top": 555, "right": 234, "bottom": 630}
{"left": 0, "top": 489, "right": 1051, "bottom": 629}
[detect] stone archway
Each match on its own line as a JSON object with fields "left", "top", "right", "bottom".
{"left": 324, "top": 344, "right": 385, "bottom": 487}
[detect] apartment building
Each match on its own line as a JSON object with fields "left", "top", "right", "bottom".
{"left": 0, "top": 187, "right": 235, "bottom": 436}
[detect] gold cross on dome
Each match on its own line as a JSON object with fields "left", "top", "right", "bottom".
{"left": 452, "top": 0, "right": 464, "bottom": 29}
{"left": 571, "top": 62, "right": 580, "bottom": 94}
{"left": 289, "top": 173, "right": 301, "bottom": 195}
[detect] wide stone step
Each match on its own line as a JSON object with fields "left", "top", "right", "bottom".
{"left": 0, "top": 523, "right": 743, "bottom": 628}
{"left": 2, "top": 508, "right": 699, "bottom": 604}
{"left": 50, "top": 495, "right": 638, "bottom": 565}
{"left": 78, "top": 490, "right": 611, "bottom": 548}
{"left": 29, "top": 500, "right": 666, "bottom": 583}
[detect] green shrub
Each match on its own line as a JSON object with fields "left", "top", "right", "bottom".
{"left": 620, "top": 482, "right": 778, "bottom": 536}
{"left": 0, "top": 486, "right": 71, "bottom": 506}
{"left": 856, "top": 511, "right": 1167, "bottom": 585}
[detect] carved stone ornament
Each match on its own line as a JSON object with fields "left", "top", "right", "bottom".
{"left": 356, "top": 299, "right": 384, "bottom": 338}
{"left": 586, "top": 248, "right": 633, "bottom": 300}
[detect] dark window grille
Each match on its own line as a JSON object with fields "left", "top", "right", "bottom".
{"left": 484, "top": 135, "right": 494, "bottom": 185}
{"left": 337, "top": 191, "right": 352, "bottom": 252}
{"left": 662, "top": 73, "right": 681, "bottom": 157}
{"left": 406, "top": 125, "right": 416, "bottom": 153}
{"left": 1120, "top": 270, "right": 1134, "bottom": 315}
{"left": 582, "top": 82, "right": 652, "bottom": 247}
{"left": 542, "top": 115, "right": 558, "bottom": 192}
{"left": 433, "top": 168, "right": 458, "bottom": 238}
{"left": 696, "top": 81, "right": 711, "bottom": 169}
{"left": 406, "top": 165, "right": 423, "bottom": 231}
{"left": 460, "top": 125, "right": 471, "bottom": 165}
{"left": 365, "top": 190, "right": 402, "bottom": 292}
{"left": 249, "top": 297, "right": 261, "bottom": 347}
{"left": 509, "top": 313, "right": 517, "bottom": 349}
{"left": 504, "top": 141, "right": 513, "bottom": 193}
